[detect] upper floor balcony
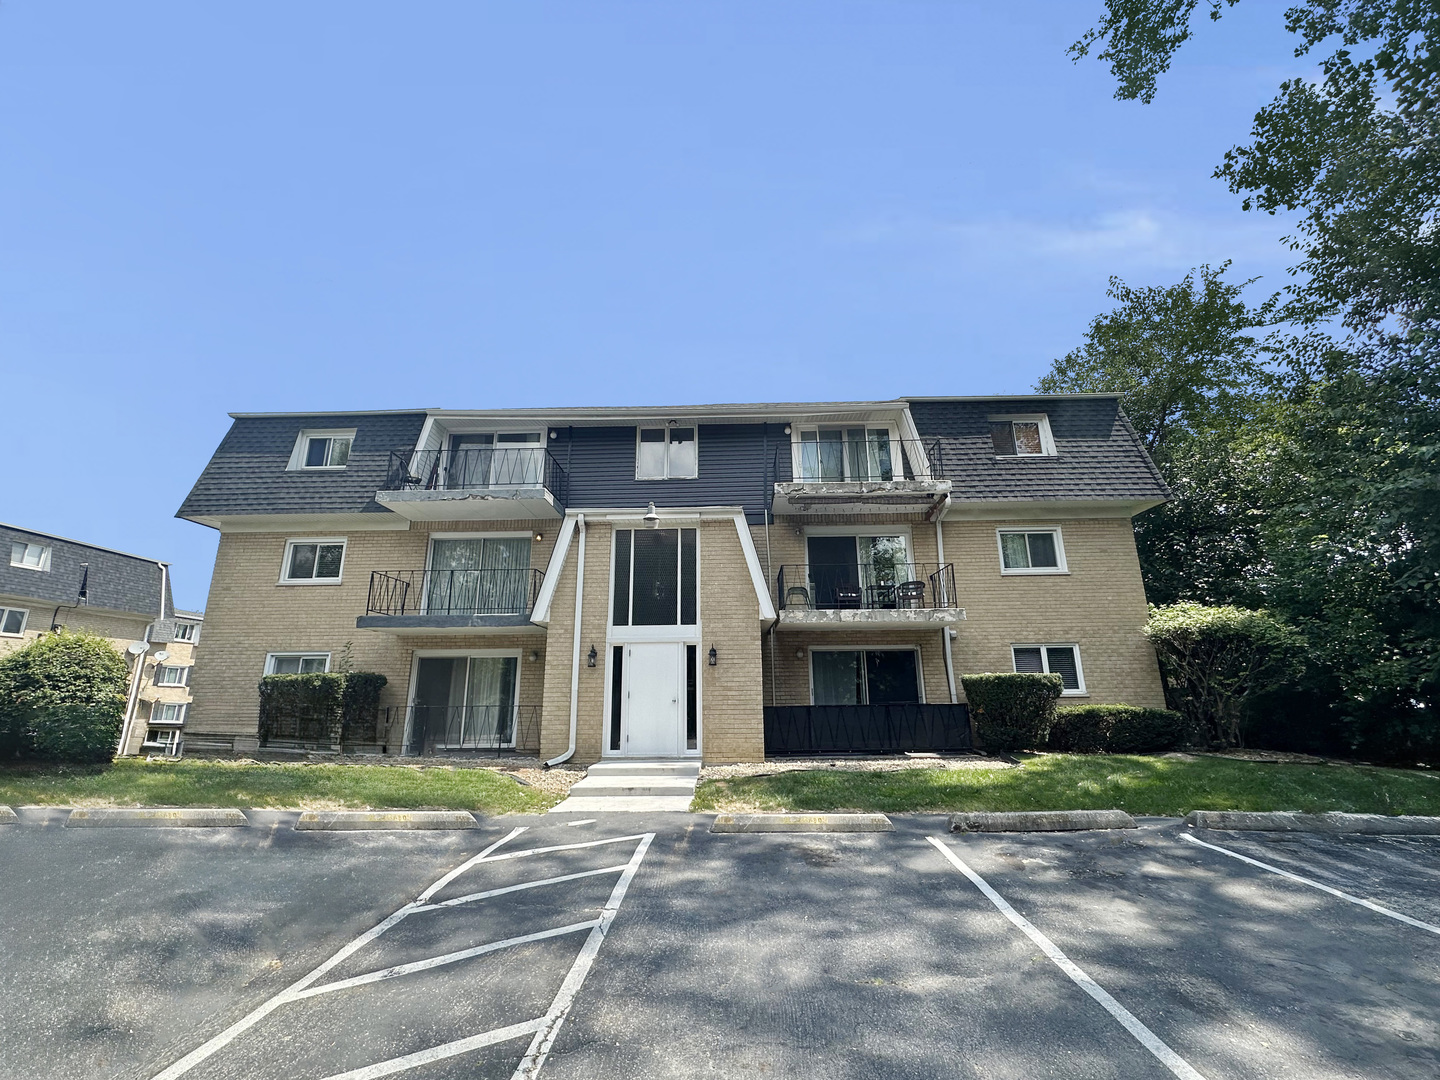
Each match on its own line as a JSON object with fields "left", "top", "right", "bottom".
{"left": 771, "top": 434, "right": 950, "bottom": 516}
{"left": 356, "top": 567, "right": 546, "bottom": 634}
{"left": 375, "top": 444, "right": 568, "bottom": 520}
{"left": 773, "top": 561, "right": 963, "bottom": 629}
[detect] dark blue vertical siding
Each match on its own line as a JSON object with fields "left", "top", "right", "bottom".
{"left": 553, "top": 423, "right": 787, "bottom": 522}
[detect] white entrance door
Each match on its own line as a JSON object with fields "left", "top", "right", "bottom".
{"left": 622, "top": 642, "right": 682, "bottom": 757}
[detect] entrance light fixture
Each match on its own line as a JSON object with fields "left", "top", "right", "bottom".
{"left": 643, "top": 502, "right": 660, "bottom": 529}
{"left": 587, "top": 645, "right": 597, "bottom": 667}
{"left": 708, "top": 645, "right": 717, "bottom": 667}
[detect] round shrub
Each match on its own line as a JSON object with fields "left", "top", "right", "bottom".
{"left": 961, "top": 672, "right": 1062, "bottom": 753}
{"left": 0, "top": 630, "right": 129, "bottom": 762}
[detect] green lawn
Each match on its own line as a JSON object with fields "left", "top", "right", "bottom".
{"left": 691, "top": 754, "right": 1440, "bottom": 817}
{"left": 0, "top": 759, "right": 560, "bottom": 814}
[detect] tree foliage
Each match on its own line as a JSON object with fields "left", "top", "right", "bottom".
{"left": 0, "top": 631, "right": 130, "bottom": 762}
{"left": 1144, "top": 603, "right": 1307, "bottom": 746}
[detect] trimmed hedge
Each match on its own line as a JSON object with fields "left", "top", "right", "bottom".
{"left": 0, "top": 630, "right": 129, "bottom": 762}
{"left": 258, "top": 671, "right": 387, "bottom": 746}
{"left": 1047, "top": 704, "right": 1188, "bottom": 754}
{"left": 961, "top": 672, "right": 1062, "bottom": 754}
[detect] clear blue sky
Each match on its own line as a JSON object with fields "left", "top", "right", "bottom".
{"left": 1, "top": 1, "right": 1304, "bottom": 610}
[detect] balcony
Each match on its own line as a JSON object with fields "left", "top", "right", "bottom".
{"left": 355, "top": 568, "right": 546, "bottom": 634}
{"left": 773, "top": 562, "right": 963, "bottom": 628}
{"left": 771, "top": 437, "right": 950, "bottom": 515}
{"left": 384, "top": 704, "right": 542, "bottom": 756}
{"left": 375, "top": 447, "right": 568, "bottom": 520}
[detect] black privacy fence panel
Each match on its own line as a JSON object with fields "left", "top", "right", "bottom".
{"left": 763, "top": 704, "right": 973, "bottom": 755}
{"left": 387, "top": 705, "right": 542, "bottom": 757}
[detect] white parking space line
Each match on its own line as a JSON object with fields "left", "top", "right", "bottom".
{"left": 286, "top": 921, "right": 603, "bottom": 1002}
{"left": 563, "top": 818, "right": 596, "bottom": 827}
{"left": 928, "top": 837, "right": 1209, "bottom": 1080}
{"left": 149, "top": 826, "right": 654, "bottom": 1080}
{"left": 412, "top": 864, "right": 631, "bottom": 913}
{"left": 1180, "top": 832, "right": 1440, "bottom": 936}
{"left": 150, "top": 828, "right": 529, "bottom": 1080}
{"left": 514, "top": 832, "right": 655, "bottom": 1079}
{"left": 314, "top": 1019, "right": 545, "bottom": 1080}
{"left": 477, "top": 833, "right": 651, "bottom": 864}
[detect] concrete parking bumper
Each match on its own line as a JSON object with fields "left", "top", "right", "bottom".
{"left": 711, "top": 813, "right": 893, "bottom": 833}
{"left": 0, "top": 806, "right": 17, "bottom": 824}
{"left": 293, "top": 810, "right": 478, "bottom": 830}
{"left": 950, "top": 809, "right": 1137, "bottom": 832}
{"left": 64, "top": 808, "right": 249, "bottom": 828}
{"left": 1186, "top": 810, "right": 1440, "bottom": 834}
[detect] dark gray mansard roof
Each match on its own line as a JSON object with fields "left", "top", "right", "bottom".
{"left": 0, "top": 523, "right": 171, "bottom": 619}
{"left": 906, "top": 396, "right": 1169, "bottom": 504}
{"left": 177, "top": 412, "right": 428, "bottom": 521}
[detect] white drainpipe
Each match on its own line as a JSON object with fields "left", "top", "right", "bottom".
{"left": 935, "top": 498, "right": 958, "bottom": 704}
{"left": 546, "top": 513, "right": 585, "bottom": 767}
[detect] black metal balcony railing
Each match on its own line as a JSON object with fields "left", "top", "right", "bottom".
{"left": 384, "top": 447, "right": 569, "bottom": 502}
{"left": 384, "top": 704, "right": 542, "bottom": 756}
{"left": 366, "top": 568, "right": 545, "bottom": 617}
{"left": 776, "top": 563, "right": 957, "bottom": 610}
{"left": 774, "top": 437, "right": 945, "bottom": 484}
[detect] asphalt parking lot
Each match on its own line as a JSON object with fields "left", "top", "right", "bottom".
{"left": 2, "top": 810, "right": 1437, "bottom": 1080}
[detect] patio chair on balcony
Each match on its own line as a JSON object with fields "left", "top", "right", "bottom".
{"left": 834, "top": 584, "right": 863, "bottom": 608}
{"left": 785, "top": 585, "right": 812, "bottom": 610}
{"left": 896, "top": 580, "right": 927, "bottom": 608}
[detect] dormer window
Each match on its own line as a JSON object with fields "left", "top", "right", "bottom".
{"left": 9, "top": 542, "right": 51, "bottom": 571}
{"left": 989, "top": 415, "right": 1055, "bottom": 457}
{"left": 289, "top": 429, "right": 356, "bottom": 470}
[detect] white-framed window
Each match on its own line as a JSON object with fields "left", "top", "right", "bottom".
{"left": 810, "top": 648, "right": 923, "bottom": 705}
{"left": 1012, "top": 644, "right": 1085, "bottom": 694}
{"left": 9, "top": 542, "right": 51, "bottom": 571}
{"left": 636, "top": 426, "right": 698, "bottom": 480}
{"left": 997, "top": 528, "right": 1067, "bottom": 574}
{"left": 989, "top": 414, "right": 1056, "bottom": 457}
{"left": 0, "top": 607, "right": 28, "bottom": 636}
{"left": 150, "top": 702, "right": 187, "bottom": 725}
{"left": 142, "top": 726, "right": 181, "bottom": 753}
{"left": 795, "top": 427, "right": 897, "bottom": 482}
{"left": 154, "top": 664, "right": 189, "bottom": 687}
{"left": 265, "top": 653, "right": 331, "bottom": 675}
{"left": 611, "top": 528, "right": 698, "bottom": 627}
{"left": 173, "top": 621, "right": 198, "bottom": 642}
{"left": 288, "top": 429, "right": 356, "bottom": 470}
{"left": 280, "top": 538, "right": 346, "bottom": 584}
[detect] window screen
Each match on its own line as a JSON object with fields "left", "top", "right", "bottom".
{"left": 612, "top": 529, "right": 697, "bottom": 626}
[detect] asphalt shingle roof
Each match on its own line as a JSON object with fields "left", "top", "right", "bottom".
{"left": 906, "top": 397, "right": 1169, "bottom": 504}
{"left": 0, "top": 523, "right": 170, "bottom": 619}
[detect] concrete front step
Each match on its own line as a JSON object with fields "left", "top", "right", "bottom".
{"left": 585, "top": 760, "right": 700, "bottom": 778}
{"left": 567, "top": 776, "right": 698, "bottom": 797}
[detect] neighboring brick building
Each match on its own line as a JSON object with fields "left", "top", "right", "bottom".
{"left": 176, "top": 396, "right": 1168, "bottom": 763}
{"left": 0, "top": 523, "right": 202, "bottom": 756}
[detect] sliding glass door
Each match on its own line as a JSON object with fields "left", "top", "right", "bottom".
{"left": 410, "top": 655, "right": 519, "bottom": 751}
{"left": 425, "top": 537, "right": 531, "bottom": 615}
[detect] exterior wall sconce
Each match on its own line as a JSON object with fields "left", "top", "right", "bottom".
{"left": 587, "top": 645, "right": 597, "bottom": 667}
{"left": 795, "top": 648, "right": 804, "bottom": 660}
{"left": 528, "top": 650, "right": 541, "bottom": 662}
{"left": 708, "top": 645, "right": 717, "bottom": 666}
{"left": 643, "top": 502, "right": 660, "bottom": 529}
{"left": 533, "top": 532, "right": 544, "bottom": 542}
{"left": 783, "top": 425, "right": 792, "bottom": 435}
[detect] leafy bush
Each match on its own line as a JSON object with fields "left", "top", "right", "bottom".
{"left": 258, "top": 671, "right": 387, "bottom": 746}
{"left": 1048, "top": 704, "right": 1188, "bottom": 754}
{"left": 1144, "top": 602, "right": 1305, "bottom": 748}
{"left": 961, "top": 672, "right": 1063, "bottom": 753}
{"left": 0, "top": 631, "right": 129, "bottom": 762}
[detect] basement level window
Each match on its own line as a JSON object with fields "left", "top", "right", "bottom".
{"left": 10, "top": 542, "right": 50, "bottom": 571}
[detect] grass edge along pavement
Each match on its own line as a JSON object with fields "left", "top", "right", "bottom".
{"left": 0, "top": 758, "right": 561, "bottom": 813}
{"left": 690, "top": 753, "right": 1440, "bottom": 817}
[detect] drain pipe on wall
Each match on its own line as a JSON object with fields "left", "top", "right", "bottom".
{"left": 934, "top": 496, "right": 959, "bottom": 704}
{"left": 546, "top": 513, "right": 585, "bottom": 768}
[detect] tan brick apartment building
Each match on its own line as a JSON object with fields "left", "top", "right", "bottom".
{"left": 176, "top": 397, "right": 1167, "bottom": 763}
{"left": 1, "top": 523, "right": 202, "bottom": 757}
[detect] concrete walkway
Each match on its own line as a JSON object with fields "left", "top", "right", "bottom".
{"left": 548, "top": 761, "right": 698, "bottom": 813}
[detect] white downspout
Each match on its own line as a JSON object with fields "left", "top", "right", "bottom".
{"left": 935, "top": 498, "right": 958, "bottom": 704}
{"left": 547, "top": 513, "right": 585, "bottom": 767}
{"left": 117, "top": 561, "right": 166, "bottom": 756}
